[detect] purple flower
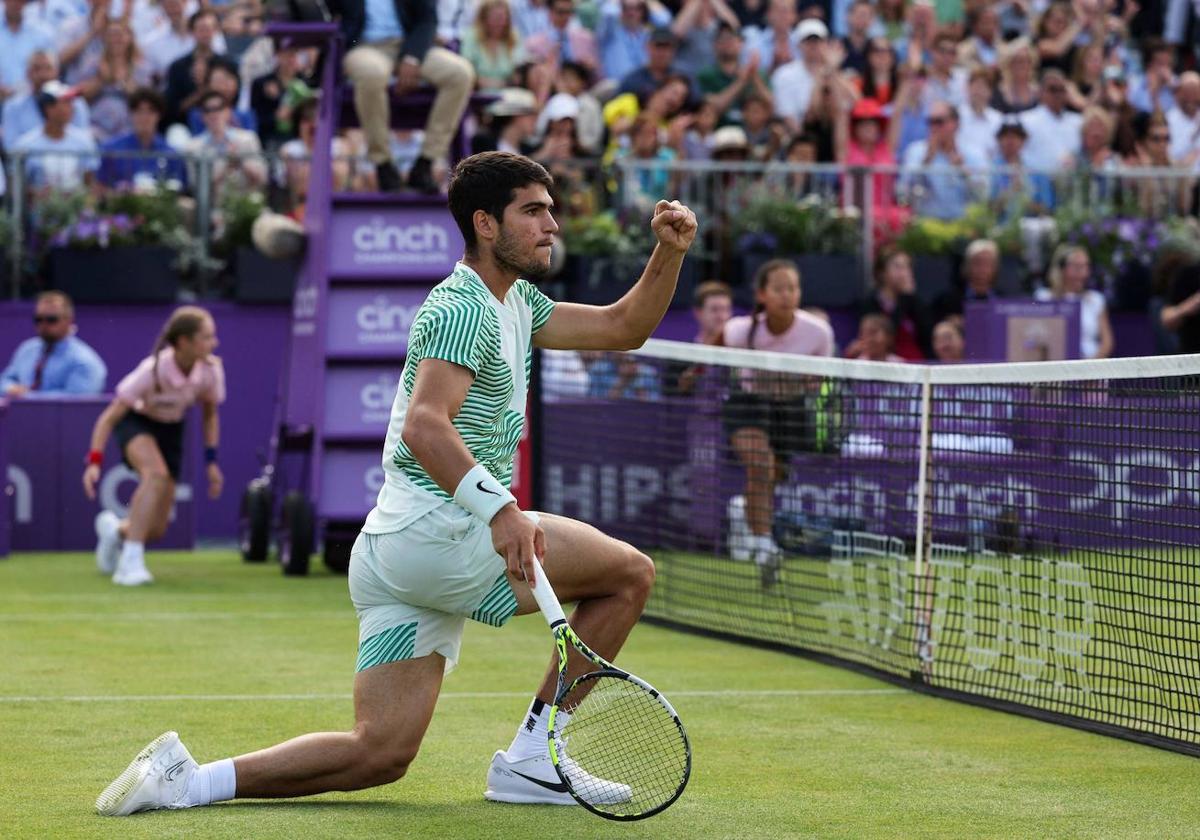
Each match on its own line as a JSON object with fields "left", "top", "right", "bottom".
{"left": 1117, "top": 219, "right": 1138, "bottom": 241}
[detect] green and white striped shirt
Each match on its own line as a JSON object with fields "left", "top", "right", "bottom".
{"left": 362, "top": 262, "right": 556, "bottom": 534}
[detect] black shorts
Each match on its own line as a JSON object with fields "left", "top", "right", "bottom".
{"left": 114, "top": 412, "right": 185, "bottom": 480}
{"left": 721, "top": 391, "right": 813, "bottom": 464}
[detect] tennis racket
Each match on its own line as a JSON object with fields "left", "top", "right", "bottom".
{"left": 527, "top": 562, "right": 692, "bottom": 821}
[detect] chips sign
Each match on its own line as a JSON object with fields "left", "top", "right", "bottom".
{"left": 329, "top": 208, "right": 464, "bottom": 280}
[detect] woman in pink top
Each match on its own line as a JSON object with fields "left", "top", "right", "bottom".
{"left": 82, "top": 307, "right": 226, "bottom": 586}
{"left": 719, "top": 259, "right": 834, "bottom": 588}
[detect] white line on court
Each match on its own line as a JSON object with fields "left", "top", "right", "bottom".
{"left": 0, "top": 689, "right": 906, "bottom": 703}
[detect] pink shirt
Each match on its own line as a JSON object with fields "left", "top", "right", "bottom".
{"left": 116, "top": 349, "right": 226, "bottom": 423}
{"left": 724, "top": 310, "right": 835, "bottom": 356}
{"left": 844, "top": 140, "right": 897, "bottom": 208}
{"left": 724, "top": 310, "right": 835, "bottom": 397}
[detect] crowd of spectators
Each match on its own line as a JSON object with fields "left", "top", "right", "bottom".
{"left": 0, "top": 0, "right": 339, "bottom": 208}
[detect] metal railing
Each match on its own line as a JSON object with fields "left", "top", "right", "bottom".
{"left": 3, "top": 150, "right": 1198, "bottom": 302}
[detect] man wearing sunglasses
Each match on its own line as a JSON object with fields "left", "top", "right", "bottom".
{"left": 1, "top": 291, "right": 106, "bottom": 397}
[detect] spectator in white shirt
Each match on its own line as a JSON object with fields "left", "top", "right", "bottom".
{"left": 957, "top": 66, "right": 1001, "bottom": 159}
{"left": 1, "top": 50, "right": 91, "bottom": 145}
{"left": 742, "top": 0, "right": 799, "bottom": 74}
{"left": 1166, "top": 72, "right": 1200, "bottom": 169}
{"left": 11, "top": 80, "right": 99, "bottom": 193}
{"left": 770, "top": 18, "right": 827, "bottom": 135}
{"left": 921, "top": 31, "right": 967, "bottom": 110}
{"left": 141, "top": 0, "right": 226, "bottom": 81}
{"left": 185, "top": 89, "right": 267, "bottom": 195}
{"left": 1020, "top": 68, "right": 1082, "bottom": 173}
{"left": 0, "top": 0, "right": 53, "bottom": 98}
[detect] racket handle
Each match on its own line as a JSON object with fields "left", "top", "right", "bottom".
{"left": 529, "top": 558, "right": 567, "bottom": 627}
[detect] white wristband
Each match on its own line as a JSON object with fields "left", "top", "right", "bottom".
{"left": 453, "top": 464, "right": 517, "bottom": 525}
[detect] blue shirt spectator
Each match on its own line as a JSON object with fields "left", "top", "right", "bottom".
{"left": 0, "top": 49, "right": 89, "bottom": 146}
{"left": 11, "top": 83, "right": 99, "bottom": 192}
{"left": 2, "top": 90, "right": 90, "bottom": 146}
{"left": 98, "top": 89, "right": 188, "bottom": 188}
{"left": 900, "top": 102, "right": 988, "bottom": 220}
{"left": 1, "top": 292, "right": 106, "bottom": 397}
{"left": 596, "top": 0, "right": 670, "bottom": 82}
{"left": 0, "top": 6, "right": 52, "bottom": 94}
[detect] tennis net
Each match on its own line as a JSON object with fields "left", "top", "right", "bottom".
{"left": 536, "top": 341, "right": 1200, "bottom": 755}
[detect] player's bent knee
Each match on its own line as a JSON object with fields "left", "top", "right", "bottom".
{"left": 352, "top": 727, "right": 421, "bottom": 786}
{"left": 624, "top": 548, "right": 656, "bottom": 602}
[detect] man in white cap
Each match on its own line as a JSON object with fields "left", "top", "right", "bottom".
{"left": 770, "top": 18, "right": 829, "bottom": 135}
{"left": 472, "top": 87, "right": 539, "bottom": 155}
{"left": 11, "top": 80, "right": 99, "bottom": 193}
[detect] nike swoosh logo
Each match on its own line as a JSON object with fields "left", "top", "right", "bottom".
{"left": 512, "top": 770, "right": 569, "bottom": 794}
{"left": 163, "top": 760, "right": 189, "bottom": 782}
{"left": 477, "top": 481, "right": 501, "bottom": 497}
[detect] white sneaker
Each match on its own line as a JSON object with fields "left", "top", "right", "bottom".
{"left": 94, "top": 511, "right": 122, "bottom": 574}
{"left": 485, "top": 749, "right": 630, "bottom": 806}
{"left": 95, "top": 731, "right": 197, "bottom": 816}
{"left": 112, "top": 566, "right": 154, "bottom": 586}
{"left": 727, "top": 495, "right": 752, "bottom": 562}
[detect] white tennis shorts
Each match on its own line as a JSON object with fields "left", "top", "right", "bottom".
{"left": 348, "top": 502, "right": 535, "bottom": 673}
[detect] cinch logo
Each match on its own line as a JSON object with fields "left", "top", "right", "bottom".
{"left": 353, "top": 217, "right": 449, "bottom": 254}
{"left": 360, "top": 376, "right": 395, "bottom": 412}
{"left": 359, "top": 376, "right": 395, "bottom": 425}
{"left": 356, "top": 297, "right": 418, "bottom": 334}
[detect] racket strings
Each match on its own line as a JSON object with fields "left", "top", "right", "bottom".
{"left": 556, "top": 675, "right": 688, "bottom": 816}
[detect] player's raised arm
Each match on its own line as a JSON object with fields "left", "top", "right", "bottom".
{"left": 535, "top": 200, "right": 699, "bottom": 351}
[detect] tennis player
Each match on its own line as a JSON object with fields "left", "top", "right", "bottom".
{"left": 82, "top": 306, "right": 225, "bottom": 586}
{"left": 719, "top": 259, "right": 835, "bottom": 587}
{"left": 95, "top": 152, "right": 697, "bottom": 814}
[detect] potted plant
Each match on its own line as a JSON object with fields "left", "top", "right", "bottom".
{"left": 1052, "top": 202, "right": 1166, "bottom": 311}
{"left": 893, "top": 202, "right": 1025, "bottom": 304}
{"left": 733, "top": 194, "right": 863, "bottom": 308}
{"left": 42, "top": 186, "right": 192, "bottom": 302}
{"left": 558, "top": 209, "right": 697, "bottom": 307}
{"left": 213, "top": 186, "right": 299, "bottom": 303}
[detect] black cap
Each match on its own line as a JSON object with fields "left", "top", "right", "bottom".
{"left": 649, "top": 26, "right": 678, "bottom": 46}
{"left": 996, "top": 118, "right": 1027, "bottom": 138}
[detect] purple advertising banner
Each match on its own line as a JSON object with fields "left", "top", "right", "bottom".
{"left": 0, "top": 302, "right": 289, "bottom": 546}
{"left": 326, "top": 286, "right": 433, "bottom": 358}
{"left": 328, "top": 207, "right": 465, "bottom": 280}
{"left": 542, "top": 391, "right": 1200, "bottom": 551}
{"left": 319, "top": 448, "right": 384, "bottom": 521}
{"left": 6, "top": 398, "right": 196, "bottom": 551}
{"left": 324, "top": 367, "right": 403, "bottom": 439}
{"left": 965, "top": 300, "right": 1081, "bottom": 362}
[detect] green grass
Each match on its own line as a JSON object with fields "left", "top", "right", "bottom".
{"left": 2, "top": 551, "right": 1200, "bottom": 839}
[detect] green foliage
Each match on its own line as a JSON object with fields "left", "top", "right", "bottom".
{"left": 894, "top": 202, "right": 1021, "bottom": 257}
{"left": 735, "top": 194, "right": 861, "bottom": 255}
{"left": 212, "top": 186, "right": 267, "bottom": 258}
{"left": 560, "top": 210, "right": 654, "bottom": 257}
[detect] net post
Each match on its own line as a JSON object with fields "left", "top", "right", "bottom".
{"left": 911, "top": 373, "right": 934, "bottom": 680}
{"left": 913, "top": 373, "right": 932, "bottom": 579}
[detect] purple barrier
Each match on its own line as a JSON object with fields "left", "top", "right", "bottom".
{"left": 329, "top": 207, "right": 466, "bottom": 279}
{"left": 319, "top": 449, "right": 384, "bottom": 521}
{"left": 324, "top": 367, "right": 404, "bottom": 438}
{"left": 0, "top": 302, "right": 289, "bottom": 544}
{"left": 0, "top": 398, "right": 9, "bottom": 558}
{"left": 326, "top": 286, "right": 433, "bottom": 358}
{"left": 5, "top": 398, "right": 196, "bottom": 551}
{"left": 541, "top": 390, "right": 1200, "bottom": 551}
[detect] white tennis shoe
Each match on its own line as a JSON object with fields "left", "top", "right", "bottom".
{"left": 95, "top": 731, "right": 197, "bottom": 816}
{"left": 94, "top": 511, "right": 122, "bottom": 574}
{"left": 485, "top": 749, "right": 631, "bottom": 806}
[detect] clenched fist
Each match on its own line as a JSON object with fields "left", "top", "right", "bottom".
{"left": 650, "top": 200, "right": 698, "bottom": 253}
